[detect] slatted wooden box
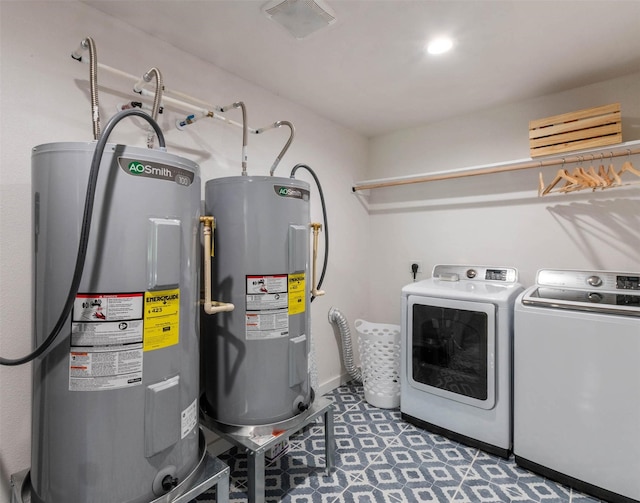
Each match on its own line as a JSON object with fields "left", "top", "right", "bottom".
{"left": 529, "top": 103, "right": 622, "bottom": 158}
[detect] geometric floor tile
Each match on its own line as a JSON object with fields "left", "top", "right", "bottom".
{"left": 192, "top": 382, "right": 605, "bottom": 503}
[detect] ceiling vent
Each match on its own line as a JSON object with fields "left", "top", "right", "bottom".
{"left": 262, "top": 0, "right": 336, "bottom": 39}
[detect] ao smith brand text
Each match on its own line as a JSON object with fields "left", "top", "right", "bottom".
{"left": 118, "top": 157, "right": 194, "bottom": 186}
{"left": 274, "top": 185, "right": 310, "bottom": 200}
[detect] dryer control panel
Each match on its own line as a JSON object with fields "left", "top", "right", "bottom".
{"left": 433, "top": 265, "right": 518, "bottom": 283}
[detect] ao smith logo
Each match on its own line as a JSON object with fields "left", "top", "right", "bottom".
{"left": 146, "top": 293, "right": 179, "bottom": 304}
{"left": 119, "top": 157, "right": 194, "bottom": 186}
{"left": 278, "top": 187, "right": 301, "bottom": 197}
{"left": 274, "top": 185, "right": 310, "bottom": 200}
{"left": 128, "top": 161, "right": 173, "bottom": 178}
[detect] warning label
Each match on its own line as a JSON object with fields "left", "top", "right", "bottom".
{"left": 288, "top": 273, "right": 306, "bottom": 315}
{"left": 70, "top": 292, "right": 144, "bottom": 392}
{"left": 69, "top": 345, "right": 143, "bottom": 391}
{"left": 247, "top": 275, "right": 288, "bottom": 295}
{"left": 246, "top": 275, "right": 289, "bottom": 340}
{"left": 71, "top": 320, "right": 143, "bottom": 347}
{"left": 144, "top": 289, "right": 180, "bottom": 351}
{"left": 181, "top": 398, "right": 198, "bottom": 439}
{"left": 246, "top": 293, "right": 287, "bottom": 311}
{"left": 73, "top": 293, "right": 143, "bottom": 322}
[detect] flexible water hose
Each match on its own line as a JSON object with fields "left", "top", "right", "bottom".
{"left": 290, "top": 163, "right": 328, "bottom": 301}
{"left": 86, "top": 37, "right": 100, "bottom": 140}
{"left": 328, "top": 307, "right": 363, "bottom": 384}
{"left": 219, "top": 102, "right": 247, "bottom": 175}
{"left": 268, "top": 121, "right": 294, "bottom": 175}
{"left": 0, "top": 109, "right": 165, "bottom": 366}
{"left": 144, "top": 67, "right": 164, "bottom": 148}
{"left": 70, "top": 37, "right": 101, "bottom": 140}
{"left": 70, "top": 37, "right": 100, "bottom": 139}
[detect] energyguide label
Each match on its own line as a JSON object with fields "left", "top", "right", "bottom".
{"left": 288, "top": 273, "right": 306, "bottom": 315}
{"left": 143, "top": 289, "right": 180, "bottom": 351}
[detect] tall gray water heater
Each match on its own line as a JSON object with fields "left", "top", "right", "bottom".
{"left": 31, "top": 142, "right": 201, "bottom": 503}
{"left": 202, "top": 176, "right": 313, "bottom": 426}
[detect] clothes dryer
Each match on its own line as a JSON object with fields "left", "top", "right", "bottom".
{"left": 401, "top": 265, "right": 523, "bottom": 458}
{"left": 514, "top": 269, "right": 640, "bottom": 503}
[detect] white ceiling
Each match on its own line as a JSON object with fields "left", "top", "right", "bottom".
{"left": 83, "top": 0, "right": 640, "bottom": 137}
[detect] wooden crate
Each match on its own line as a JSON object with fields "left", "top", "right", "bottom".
{"left": 529, "top": 103, "right": 622, "bottom": 157}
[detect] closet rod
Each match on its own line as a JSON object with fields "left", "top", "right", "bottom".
{"left": 352, "top": 143, "right": 640, "bottom": 192}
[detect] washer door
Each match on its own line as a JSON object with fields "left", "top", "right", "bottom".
{"left": 407, "top": 295, "right": 496, "bottom": 410}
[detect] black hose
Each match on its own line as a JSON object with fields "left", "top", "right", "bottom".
{"left": 290, "top": 164, "right": 328, "bottom": 303}
{"left": 0, "top": 109, "right": 165, "bottom": 366}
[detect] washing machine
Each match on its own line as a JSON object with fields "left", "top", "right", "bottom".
{"left": 401, "top": 265, "right": 523, "bottom": 458}
{"left": 514, "top": 269, "right": 640, "bottom": 503}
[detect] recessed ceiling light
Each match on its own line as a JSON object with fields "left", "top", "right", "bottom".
{"left": 426, "top": 37, "right": 453, "bottom": 55}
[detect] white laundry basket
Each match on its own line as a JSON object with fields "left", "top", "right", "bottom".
{"left": 355, "top": 319, "right": 401, "bottom": 409}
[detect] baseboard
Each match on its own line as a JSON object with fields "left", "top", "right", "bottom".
{"left": 317, "top": 372, "right": 351, "bottom": 396}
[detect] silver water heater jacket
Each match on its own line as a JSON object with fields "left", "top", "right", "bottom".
{"left": 31, "top": 142, "right": 201, "bottom": 503}
{"left": 202, "top": 176, "right": 312, "bottom": 426}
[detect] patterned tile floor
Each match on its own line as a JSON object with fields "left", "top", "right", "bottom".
{"left": 193, "top": 382, "right": 603, "bottom": 503}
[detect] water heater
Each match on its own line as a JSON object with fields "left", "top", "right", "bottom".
{"left": 202, "top": 175, "right": 313, "bottom": 426}
{"left": 30, "top": 141, "right": 201, "bottom": 502}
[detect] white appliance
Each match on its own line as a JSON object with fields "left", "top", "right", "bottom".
{"left": 514, "top": 269, "right": 640, "bottom": 503}
{"left": 401, "top": 265, "right": 523, "bottom": 458}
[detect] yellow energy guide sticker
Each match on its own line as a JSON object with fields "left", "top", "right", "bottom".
{"left": 288, "top": 273, "right": 306, "bottom": 315}
{"left": 144, "top": 289, "right": 180, "bottom": 351}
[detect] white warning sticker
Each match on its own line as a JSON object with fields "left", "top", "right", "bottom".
{"left": 245, "top": 275, "right": 289, "bottom": 340}
{"left": 69, "top": 345, "right": 143, "bottom": 391}
{"left": 73, "top": 293, "right": 143, "bottom": 322}
{"left": 71, "top": 320, "right": 143, "bottom": 347}
{"left": 245, "top": 311, "right": 289, "bottom": 340}
{"left": 246, "top": 293, "right": 287, "bottom": 311}
{"left": 246, "top": 275, "right": 288, "bottom": 295}
{"left": 70, "top": 292, "right": 144, "bottom": 391}
{"left": 181, "top": 398, "right": 198, "bottom": 439}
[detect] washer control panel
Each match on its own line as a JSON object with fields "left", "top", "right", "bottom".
{"left": 537, "top": 269, "right": 640, "bottom": 291}
{"left": 433, "top": 265, "right": 518, "bottom": 283}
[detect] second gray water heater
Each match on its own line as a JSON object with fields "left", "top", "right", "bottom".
{"left": 202, "top": 176, "right": 313, "bottom": 426}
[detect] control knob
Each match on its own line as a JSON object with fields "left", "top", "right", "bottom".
{"left": 587, "top": 292, "right": 603, "bottom": 303}
{"left": 587, "top": 275, "right": 602, "bottom": 287}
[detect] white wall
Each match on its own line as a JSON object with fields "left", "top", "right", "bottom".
{"left": 367, "top": 72, "right": 640, "bottom": 324}
{"left": 0, "top": 2, "right": 370, "bottom": 500}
